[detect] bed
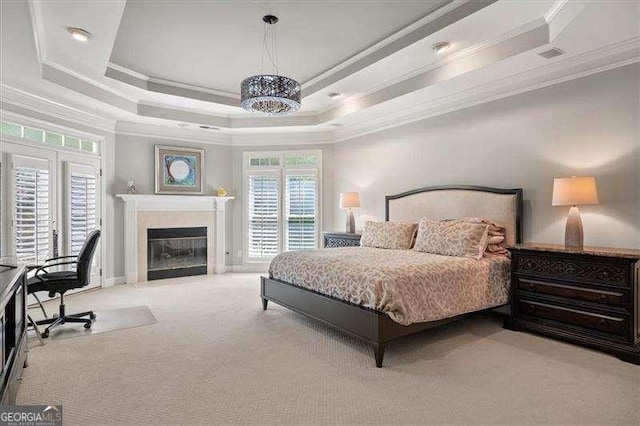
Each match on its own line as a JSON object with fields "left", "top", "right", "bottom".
{"left": 261, "top": 185, "right": 523, "bottom": 367}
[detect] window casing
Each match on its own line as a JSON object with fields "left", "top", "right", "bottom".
{"left": 244, "top": 150, "right": 321, "bottom": 262}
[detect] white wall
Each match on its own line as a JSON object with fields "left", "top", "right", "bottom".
{"left": 332, "top": 64, "right": 640, "bottom": 249}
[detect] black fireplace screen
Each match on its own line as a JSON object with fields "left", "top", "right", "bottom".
{"left": 147, "top": 227, "right": 207, "bottom": 280}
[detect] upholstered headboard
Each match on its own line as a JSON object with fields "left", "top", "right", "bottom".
{"left": 385, "top": 185, "right": 523, "bottom": 245}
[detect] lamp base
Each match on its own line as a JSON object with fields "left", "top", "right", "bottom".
{"left": 345, "top": 210, "right": 355, "bottom": 234}
{"left": 565, "top": 206, "right": 584, "bottom": 250}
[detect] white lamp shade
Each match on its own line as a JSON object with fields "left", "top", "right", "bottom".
{"left": 552, "top": 176, "right": 599, "bottom": 206}
{"left": 340, "top": 192, "right": 361, "bottom": 209}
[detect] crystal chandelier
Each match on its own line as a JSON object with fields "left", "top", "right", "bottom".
{"left": 241, "top": 15, "right": 301, "bottom": 115}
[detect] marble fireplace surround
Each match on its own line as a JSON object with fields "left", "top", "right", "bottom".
{"left": 117, "top": 195, "right": 234, "bottom": 283}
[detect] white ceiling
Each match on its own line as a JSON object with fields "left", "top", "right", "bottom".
{"left": 0, "top": 0, "right": 638, "bottom": 144}
{"left": 110, "top": 0, "right": 453, "bottom": 94}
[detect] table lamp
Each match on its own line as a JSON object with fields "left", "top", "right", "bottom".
{"left": 552, "top": 176, "right": 599, "bottom": 250}
{"left": 340, "top": 192, "right": 360, "bottom": 233}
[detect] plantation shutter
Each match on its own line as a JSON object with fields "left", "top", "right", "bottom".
{"left": 69, "top": 169, "right": 97, "bottom": 256}
{"left": 247, "top": 173, "right": 280, "bottom": 259}
{"left": 14, "top": 163, "right": 50, "bottom": 264}
{"left": 285, "top": 173, "right": 317, "bottom": 251}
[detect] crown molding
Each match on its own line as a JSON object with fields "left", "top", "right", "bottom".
{"left": 333, "top": 37, "right": 640, "bottom": 143}
{"left": 115, "top": 120, "right": 232, "bottom": 145}
{"left": 544, "top": 0, "right": 569, "bottom": 23}
{"left": 114, "top": 120, "right": 333, "bottom": 147}
{"left": 27, "top": 0, "right": 46, "bottom": 64}
{"left": 0, "top": 84, "right": 116, "bottom": 133}
{"left": 105, "top": 63, "right": 240, "bottom": 107}
{"left": 230, "top": 131, "right": 333, "bottom": 147}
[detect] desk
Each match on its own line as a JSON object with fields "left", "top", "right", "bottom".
{"left": 0, "top": 259, "right": 28, "bottom": 404}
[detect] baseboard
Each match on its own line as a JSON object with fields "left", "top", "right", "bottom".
{"left": 104, "top": 276, "right": 126, "bottom": 287}
{"left": 230, "top": 264, "right": 269, "bottom": 273}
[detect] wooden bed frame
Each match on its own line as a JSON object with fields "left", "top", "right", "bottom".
{"left": 261, "top": 185, "right": 523, "bottom": 367}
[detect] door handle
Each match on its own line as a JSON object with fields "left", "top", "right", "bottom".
{"left": 52, "top": 229, "right": 59, "bottom": 258}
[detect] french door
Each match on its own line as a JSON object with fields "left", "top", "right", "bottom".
{"left": 10, "top": 151, "right": 55, "bottom": 265}
{"left": 3, "top": 143, "right": 102, "bottom": 288}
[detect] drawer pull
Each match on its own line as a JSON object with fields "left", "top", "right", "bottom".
{"left": 598, "top": 294, "right": 608, "bottom": 304}
{"left": 598, "top": 318, "right": 608, "bottom": 328}
{"left": 525, "top": 304, "right": 536, "bottom": 314}
{"left": 527, "top": 282, "right": 536, "bottom": 291}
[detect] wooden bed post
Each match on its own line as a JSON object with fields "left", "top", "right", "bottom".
{"left": 373, "top": 344, "right": 385, "bottom": 368}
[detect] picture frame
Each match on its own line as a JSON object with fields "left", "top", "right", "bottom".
{"left": 154, "top": 145, "right": 205, "bottom": 194}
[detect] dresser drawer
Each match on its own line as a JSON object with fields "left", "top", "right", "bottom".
{"left": 517, "top": 298, "right": 628, "bottom": 337}
{"left": 515, "top": 277, "right": 627, "bottom": 308}
{"left": 513, "top": 253, "right": 630, "bottom": 287}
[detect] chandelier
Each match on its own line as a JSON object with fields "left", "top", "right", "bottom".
{"left": 241, "top": 15, "right": 301, "bottom": 115}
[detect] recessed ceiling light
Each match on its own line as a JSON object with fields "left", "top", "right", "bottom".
{"left": 432, "top": 42, "right": 450, "bottom": 54}
{"left": 67, "top": 27, "right": 91, "bottom": 42}
{"left": 328, "top": 92, "right": 342, "bottom": 99}
{"left": 329, "top": 123, "right": 343, "bottom": 127}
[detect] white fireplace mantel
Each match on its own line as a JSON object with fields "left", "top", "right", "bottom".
{"left": 117, "top": 194, "right": 234, "bottom": 283}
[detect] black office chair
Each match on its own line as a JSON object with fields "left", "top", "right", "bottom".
{"left": 28, "top": 230, "right": 101, "bottom": 338}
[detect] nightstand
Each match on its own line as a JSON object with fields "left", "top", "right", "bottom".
{"left": 322, "top": 232, "right": 361, "bottom": 248}
{"left": 505, "top": 243, "right": 640, "bottom": 364}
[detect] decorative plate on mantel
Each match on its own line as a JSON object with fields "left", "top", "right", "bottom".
{"left": 154, "top": 145, "right": 205, "bottom": 194}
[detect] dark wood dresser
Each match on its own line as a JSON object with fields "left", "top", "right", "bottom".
{"left": 322, "top": 232, "right": 361, "bottom": 248}
{"left": 0, "top": 261, "right": 28, "bottom": 404}
{"left": 505, "top": 244, "right": 640, "bottom": 364}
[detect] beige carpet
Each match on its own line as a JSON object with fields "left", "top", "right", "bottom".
{"left": 18, "top": 273, "right": 639, "bottom": 425}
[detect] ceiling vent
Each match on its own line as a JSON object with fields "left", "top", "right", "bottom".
{"left": 199, "top": 125, "right": 219, "bottom": 130}
{"left": 538, "top": 48, "right": 565, "bottom": 59}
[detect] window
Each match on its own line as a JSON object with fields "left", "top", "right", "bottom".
{"left": 0, "top": 120, "right": 99, "bottom": 154}
{"left": 285, "top": 174, "right": 317, "bottom": 251}
{"left": 245, "top": 151, "right": 321, "bottom": 261}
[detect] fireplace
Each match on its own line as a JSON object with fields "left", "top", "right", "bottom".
{"left": 147, "top": 227, "right": 207, "bottom": 280}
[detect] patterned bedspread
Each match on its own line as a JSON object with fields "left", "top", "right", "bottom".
{"left": 268, "top": 247, "right": 510, "bottom": 326}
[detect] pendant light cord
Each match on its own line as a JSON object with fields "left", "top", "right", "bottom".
{"left": 260, "top": 20, "right": 279, "bottom": 76}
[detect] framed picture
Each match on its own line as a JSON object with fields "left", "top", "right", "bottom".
{"left": 155, "top": 145, "right": 205, "bottom": 194}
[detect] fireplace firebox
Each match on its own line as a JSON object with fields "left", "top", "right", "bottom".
{"left": 147, "top": 227, "right": 207, "bottom": 280}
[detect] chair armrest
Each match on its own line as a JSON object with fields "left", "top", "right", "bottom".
{"left": 33, "top": 261, "right": 79, "bottom": 282}
{"left": 42, "top": 255, "right": 77, "bottom": 264}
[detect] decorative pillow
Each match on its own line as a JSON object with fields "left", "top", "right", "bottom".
{"left": 360, "top": 221, "right": 418, "bottom": 250}
{"left": 413, "top": 218, "right": 489, "bottom": 259}
{"left": 460, "top": 217, "right": 508, "bottom": 256}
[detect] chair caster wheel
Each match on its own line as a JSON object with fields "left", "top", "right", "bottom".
{"left": 89, "top": 313, "right": 97, "bottom": 319}
{"left": 41, "top": 331, "right": 49, "bottom": 338}
{"left": 84, "top": 323, "right": 91, "bottom": 329}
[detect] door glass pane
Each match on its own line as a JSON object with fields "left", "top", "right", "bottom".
{"left": 15, "top": 167, "right": 50, "bottom": 264}
{"left": 247, "top": 175, "right": 279, "bottom": 259}
{"left": 69, "top": 171, "right": 97, "bottom": 256}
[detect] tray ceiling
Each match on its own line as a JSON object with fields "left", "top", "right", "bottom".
{"left": 110, "top": 0, "right": 454, "bottom": 94}
{"left": 0, "top": 0, "right": 638, "bottom": 144}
